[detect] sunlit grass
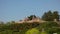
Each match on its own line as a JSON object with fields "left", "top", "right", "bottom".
{"left": 25, "top": 28, "right": 40, "bottom": 34}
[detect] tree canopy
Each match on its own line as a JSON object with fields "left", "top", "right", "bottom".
{"left": 42, "top": 10, "right": 59, "bottom": 21}
{"left": 28, "top": 15, "right": 37, "bottom": 20}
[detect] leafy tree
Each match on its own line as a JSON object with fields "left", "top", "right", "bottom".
{"left": 0, "top": 21, "right": 4, "bottom": 25}
{"left": 47, "top": 11, "right": 53, "bottom": 21}
{"left": 10, "top": 21, "right": 15, "bottom": 24}
{"left": 52, "top": 11, "right": 59, "bottom": 21}
{"left": 28, "top": 15, "right": 36, "bottom": 20}
{"left": 42, "top": 12, "right": 47, "bottom": 21}
{"left": 42, "top": 10, "right": 59, "bottom": 21}
{"left": 42, "top": 10, "right": 53, "bottom": 21}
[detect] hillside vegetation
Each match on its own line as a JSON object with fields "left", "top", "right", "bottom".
{"left": 0, "top": 11, "right": 60, "bottom": 34}
{"left": 0, "top": 21, "right": 60, "bottom": 34}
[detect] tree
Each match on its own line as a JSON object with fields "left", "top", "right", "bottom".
{"left": 59, "top": 15, "right": 60, "bottom": 21}
{"left": 52, "top": 11, "right": 59, "bottom": 21}
{"left": 0, "top": 21, "right": 4, "bottom": 25}
{"left": 10, "top": 21, "right": 15, "bottom": 24}
{"left": 28, "top": 15, "right": 36, "bottom": 20}
{"left": 42, "top": 12, "right": 47, "bottom": 21}
{"left": 42, "top": 10, "right": 59, "bottom": 21}
{"left": 47, "top": 11, "right": 53, "bottom": 21}
{"left": 42, "top": 10, "right": 53, "bottom": 21}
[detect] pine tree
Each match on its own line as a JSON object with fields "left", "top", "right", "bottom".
{"left": 53, "top": 11, "right": 59, "bottom": 21}
{"left": 42, "top": 10, "right": 53, "bottom": 21}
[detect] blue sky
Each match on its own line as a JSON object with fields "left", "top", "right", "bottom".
{"left": 0, "top": 0, "right": 60, "bottom": 22}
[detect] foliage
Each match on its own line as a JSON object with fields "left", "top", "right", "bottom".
{"left": 0, "top": 21, "right": 60, "bottom": 34}
{"left": 40, "top": 31, "right": 47, "bottom": 34}
{"left": 25, "top": 28, "right": 39, "bottom": 34}
{"left": 28, "top": 15, "right": 37, "bottom": 20}
{"left": 42, "top": 10, "right": 59, "bottom": 21}
{"left": 53, "top": 11, "right": 59, "bottom": 21}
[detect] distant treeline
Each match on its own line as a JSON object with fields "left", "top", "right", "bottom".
{"left": 42, "top": 10, "right": 60, "bottom": 21}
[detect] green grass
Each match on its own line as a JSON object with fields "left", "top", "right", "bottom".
{"left": 25, "top": 28, "right": 40, "bottom": 34}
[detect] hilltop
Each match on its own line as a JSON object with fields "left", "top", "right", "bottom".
{"left": 17, "top": 15, "right": 46, "bottom": 23}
